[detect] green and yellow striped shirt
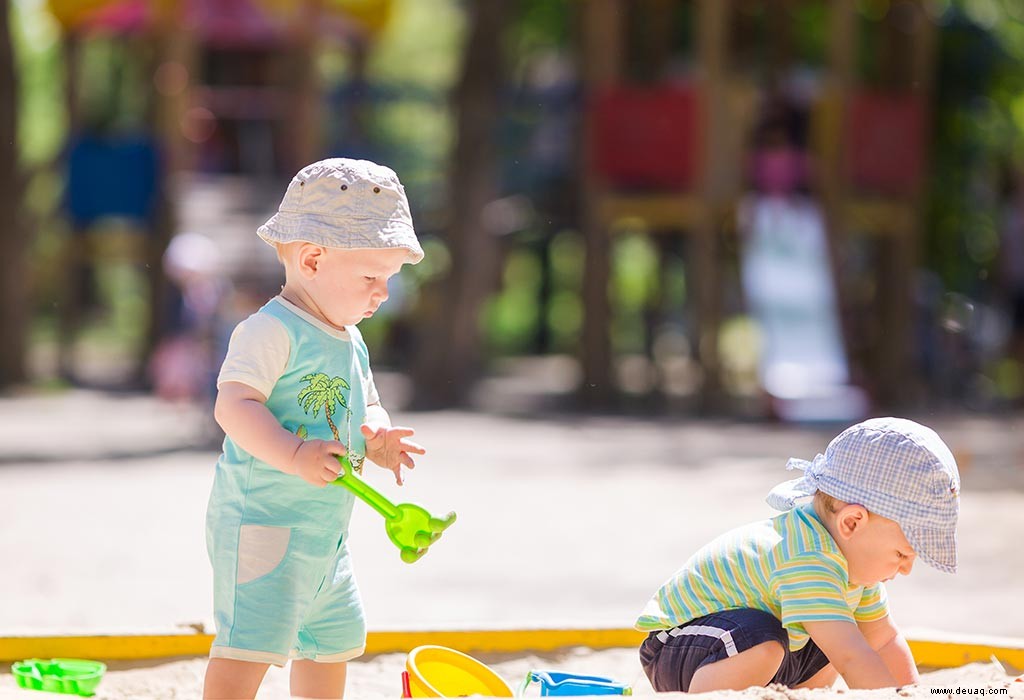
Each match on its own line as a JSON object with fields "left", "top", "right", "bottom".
{"left": 635, "top": 504, "right": 888, "bottom": 650}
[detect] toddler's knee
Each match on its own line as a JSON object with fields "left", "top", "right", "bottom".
{"left": 747, "top": 639, "right": 786, "bottom": 667}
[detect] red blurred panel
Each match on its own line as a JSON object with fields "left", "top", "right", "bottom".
{"left": 845, "top": 91, "right": 925, "bottom": 197}
{"left": 590, "top": 84, "right": 701, "bottom": 190}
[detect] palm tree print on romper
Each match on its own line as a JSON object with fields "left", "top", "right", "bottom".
{"left": 296, "top": 372, "right": 365, "bottom": 474}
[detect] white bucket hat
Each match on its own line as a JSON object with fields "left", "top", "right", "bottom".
{"left": 257, "top": 158, "right": 424, "bottom": 264}
{"left": 767, "top": 417, "right": 960, "bottom": 573}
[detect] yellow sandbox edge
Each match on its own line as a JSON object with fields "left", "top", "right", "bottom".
{"left": 1, "top": 628, "right": 1021, "bottom": 671}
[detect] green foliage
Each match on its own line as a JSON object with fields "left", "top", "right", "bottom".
{"left": 356, "top": 0, "right": 463, "bottom": 224}
{"left": 355, "top": 312, "right": 387, "bottom": 353}
{"left": 12, "top": 0, "right": 64, "bottom": 164}
{"left": 545, "top": 231, "right": 584, "bottom": 352}
{"left": 610, "top": 232, "right": 658, "bottom": 355}
{"left": 991, "top": 356, "right": 1022, "bottom": 399}
{"left": 789, "top": 2, "right": 827, "bottom": 66}
{"left": 77, "top": 261, "right": 148, "bottom": 349}
{"left": 718, "top": 315, "right": 761, "bottom": 396}
{"left": 483, "top": 247, "right": 542, "bottom": 355}
{"left": 368, "top": 0, "right": 464, "bottom": 89}
{"left": 926, "top": 1, "right": 1024, "bottom": 292}
{"left": 368, "top": 95, "right": 451, "bottom": 206}
{"left": 480, "top": 230, "right": 586, "bottom": 357}
{"left": 509, "top": 0, "right": 570, "bottom": 78}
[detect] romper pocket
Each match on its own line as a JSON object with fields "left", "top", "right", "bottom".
{"left": 236, "top": 525, "right": 291, "bottom": 585}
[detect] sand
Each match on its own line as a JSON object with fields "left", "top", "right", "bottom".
{"left": 3, "top": 393, "right": 1024, "bottom": 698}
{"left": 1, "top": 648, "right": 1021, "bottom": 699}
{"left": 3, "top": 396, "right": 1023, "bottom": 640}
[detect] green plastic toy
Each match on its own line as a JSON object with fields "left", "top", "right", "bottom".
{"left": 11, "top": 659, "right": 106, "bottom": 697}
{"left": 333, "top": 455, "right": 456, "bottom": 563}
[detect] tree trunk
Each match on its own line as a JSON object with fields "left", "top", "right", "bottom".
{"left": 412, "top": 0, "right": 509, "bottom": 407}
{"left": 0, "top": 0, "right": 29, "bottom": 388}
{"left": 326, "top": 406, "right": 339, "bottom": 442}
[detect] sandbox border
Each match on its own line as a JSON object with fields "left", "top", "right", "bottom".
{"left": 0, "top": 628, "right": 1020, "bottom": 672}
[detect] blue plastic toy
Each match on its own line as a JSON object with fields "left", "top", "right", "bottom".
{"left": 520, "top": 670, "right": 631, "bottom": 696}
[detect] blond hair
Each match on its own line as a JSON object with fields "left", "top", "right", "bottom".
{"left": 814, "top": 490, "right": 840, "bottom": 515}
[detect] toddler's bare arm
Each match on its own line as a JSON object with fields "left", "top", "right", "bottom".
{"left": 858, "top": 616, "right": 919, "bottom": 686}
{"left": 804, "top": 619, "right": 898, "bottom": 689}
{"left": 215, "top": 381, "right": 345, "bottom": 486}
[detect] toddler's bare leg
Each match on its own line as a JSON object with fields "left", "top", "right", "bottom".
{"left": 203, "top": 658, "right": 270, "bottom": 699}
{"left": 290, "top": 659, "right": 347, "bottom": 699}
{"left": 688, "top": 640, "right": 785, "bottom": 692}
{"left": 794, "top": 663, "right": 838, "bottom": 689}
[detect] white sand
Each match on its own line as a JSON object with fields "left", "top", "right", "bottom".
{"left": 2, "top": 648, "right": 1021, "bottom": 699}
{"left": 3, "top": 395, "right": 1024, "bottom": 698}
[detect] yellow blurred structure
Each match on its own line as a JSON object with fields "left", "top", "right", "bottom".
{"left": 46, "top": 0, "right": 392, "bottom": 36}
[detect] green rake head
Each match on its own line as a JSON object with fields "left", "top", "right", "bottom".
{"left": 333, "top": 455, "right": 456, "bottom": 563}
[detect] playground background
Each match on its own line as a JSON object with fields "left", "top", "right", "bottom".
{"left": 4, "top": 0, "right": 1024, "bottom": 414}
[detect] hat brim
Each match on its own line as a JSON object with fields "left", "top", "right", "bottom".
{"left": 903, "top": 523, "right": 957, "bottom": 574}
{"left": 258, "top": 210, "right": 424, "bottom": 264}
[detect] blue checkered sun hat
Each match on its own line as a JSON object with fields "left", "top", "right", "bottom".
{"left": 766, "top": 417, "right": 960, "bottom": 573}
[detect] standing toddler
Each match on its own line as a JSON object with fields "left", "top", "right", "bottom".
{"left": 204, "top": 159, "right": 426, "bottom": 699}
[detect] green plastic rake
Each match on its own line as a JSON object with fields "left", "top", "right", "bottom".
{"left": 333, "top": 455, "right": 456, "bottom": 563}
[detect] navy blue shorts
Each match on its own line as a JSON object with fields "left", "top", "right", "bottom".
{"left": 639, "top": 609, "right": 830, "bottom": 692}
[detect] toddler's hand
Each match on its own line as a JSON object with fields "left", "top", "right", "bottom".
{"left": 289, "top": 439, "right": 347, "bottom": 487}
{"left": 361, "top": 424, "right": 425, "bottom": 486}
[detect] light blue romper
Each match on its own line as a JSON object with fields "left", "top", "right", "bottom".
{"left": 206, "top": 298, "right": 371, "bottom": 666}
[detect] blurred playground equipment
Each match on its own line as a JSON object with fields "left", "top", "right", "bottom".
{"left": 576, "top": 0, "right": 936, "bottom": 413}
{"left": 738, "top": 194, "right": 870, "bottom": 422}
{"left": 34, "top": 0, "right": 961, "bottom": 415}
{"left": 735, "top": 99, "right": 869, "bottom": 422}
{"left": 46, "top": 0, "right": 395, "bottom": 385}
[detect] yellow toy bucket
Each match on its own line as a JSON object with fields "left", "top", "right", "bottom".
{"left": 405, "top": 645, "right": 514, "bottom": 698}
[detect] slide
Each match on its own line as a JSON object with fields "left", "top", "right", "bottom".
{"left": 738, "top": 195, "right": 869, "bottom": 422}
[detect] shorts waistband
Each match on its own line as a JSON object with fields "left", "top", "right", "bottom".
{"left": 653, "top": 624, "right": 739, "bottom": 657}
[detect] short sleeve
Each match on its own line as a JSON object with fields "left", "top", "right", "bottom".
{"left": 365, "top": 365, "right": 380, "bottom": 406}
{"left": 346, "top": 324, "right": 380, "bottom": 407}
{"left": 217, "top": 313, "right": 290, "bottom": 399}
{"left": 853, "top": 582, "right": 889, "bottom": 623}
{"left": 772, "top": 553, "right": 856, "bottom": 634}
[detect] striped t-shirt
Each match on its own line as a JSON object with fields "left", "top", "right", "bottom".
{"left": 635, "top": 504, "right": 888, "bottom": 650}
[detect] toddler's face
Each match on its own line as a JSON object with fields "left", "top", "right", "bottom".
{"left": 841, "top": 510, "right": 917, "bottom": 587}
{"left": 307, "top": 247, "right": 409, "bottom": 328}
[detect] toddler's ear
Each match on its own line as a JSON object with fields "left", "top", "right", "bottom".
{"left": 835, "top": 504, "right": 868, "bottom": 539}
{"left": 297, "top": 243, "right": 325, "bottom": 278}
